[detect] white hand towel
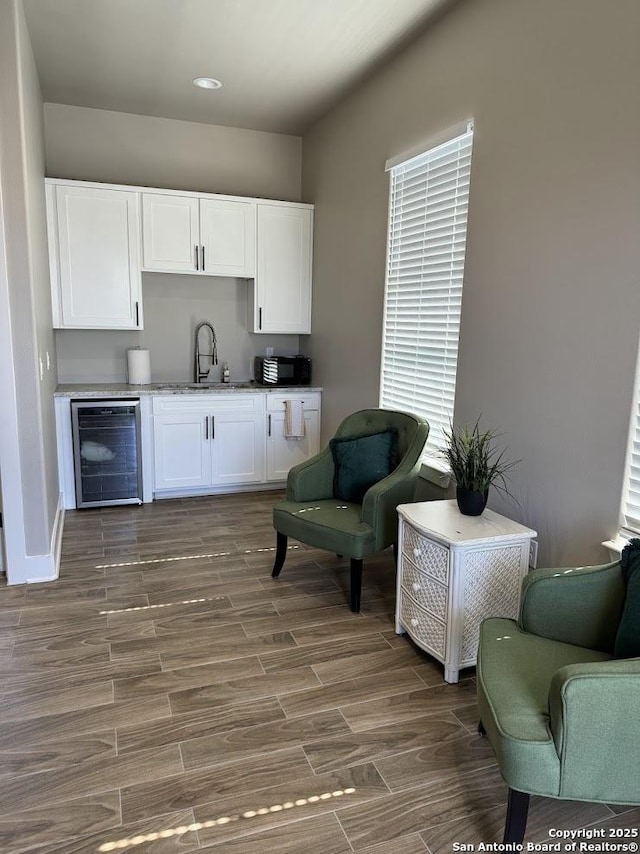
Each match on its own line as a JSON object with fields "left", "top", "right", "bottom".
{"left": 284, "top": 399, "right": 305, "bottom": 439}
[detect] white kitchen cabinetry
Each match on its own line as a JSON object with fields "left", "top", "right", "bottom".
{"left": 250, "top": 204, "right": 313, "bottom": 334}
{"left": 46, "top": 179, "right": 313, "bottom": 334}
{"left": 142, "top": 193, "right": 256, "bottom": 277}
{"left": 55, "top": 389, "right": 322, "bottom": 507}
{"left": 210, "top": 411, "right": 265, "bottom": 486}
{"left": 46, "top": 182, "right": 143, "bottom": 330}
{"left": 141, "top": 194, "right": 199, "bottom": 273}
{"left": 152, "top": 412, "right": 211, "bottom": 491}
{"left": 396, "top": 500, "right": 537, "bottom": 684}
{"left": 200, "top": 199, "right": 256, "bottom": 278}
{"left": 152, "top": 395, "right": 265, "bottom": 494}
{"left": 266, "top": 393, "right": 321, "bottom": 481}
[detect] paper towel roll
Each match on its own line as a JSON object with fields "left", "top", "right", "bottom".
{"left": 127, "top": 348, "right": 151, "bottom": 385}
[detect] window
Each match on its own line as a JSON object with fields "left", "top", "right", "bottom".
{"left": 621, "top": 357, "right": 640, "bottom": 536}
{"left": 380, "top": 121, "right": 474, "bottom": 455}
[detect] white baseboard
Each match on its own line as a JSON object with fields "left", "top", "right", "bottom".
{"left": 19, "top": 492, "right": 64, "bottom": 585}
{"left": 153, "top": 482, "right": 286, "bottom": 500}
{"left": 51, "top": 493, "right": 65, "bottom": 577}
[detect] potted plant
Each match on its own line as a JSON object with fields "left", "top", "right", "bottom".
{"left": 441, "top": 418, "right": 520, "bottom": 516}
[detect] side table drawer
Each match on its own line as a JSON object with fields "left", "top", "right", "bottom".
{"left": 399, "top": 590, "right": 447, "bottom": 657}
{"left": 402, "top": 524, "right": 449, "bottom": 584}
{"left": 400, "top": 557, "right": 448, "bottom": 620}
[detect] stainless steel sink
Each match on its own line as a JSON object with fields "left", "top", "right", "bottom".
{"left": 202, "top": 382, "right": 254, "bottom": 389}
{"left": 153, "top": 382, "right": 254, "bottom": 390}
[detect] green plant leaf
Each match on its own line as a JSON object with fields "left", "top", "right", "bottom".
{"left": 439, "top": 417, "right": 520, "bottom": 499}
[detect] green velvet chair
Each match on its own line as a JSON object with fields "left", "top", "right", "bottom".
{"left": 271, "top": 408, "right": 429, "bottom": 612}
{"left": 477, "top": 560, "right": 640, "bottom": 843}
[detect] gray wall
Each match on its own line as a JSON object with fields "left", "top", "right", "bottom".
{"left": 56, "top": 273, "right": 301, "bottom": 383}
{"left": 44, "top": 103, "right": 302, "bottom": 202}
{"left": 302, "top": 0, "right": 640, "bottom": 566}
{"left": 0, "top": 0, "right": 58, "bottom": 566}
{"left": 45, "top": 103, "right": 305, "bottom": 383}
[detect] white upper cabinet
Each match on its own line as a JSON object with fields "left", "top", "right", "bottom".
{"left": 142, "top": 194, "right": 256, "bottom": 277}
{"left": 47, "top": 183, "right": 142, "bottom": 330}
{"left": 200, "top": 199, "right": 256, "bottom": 278}
{"left": 46, "top": 179, "right": 313, "bottom": 335}
{"left": 252, "top": 204, "right": 312, "bottom": 334}
{"left": 142, "top": 194, "right": 199, "bottom": 272}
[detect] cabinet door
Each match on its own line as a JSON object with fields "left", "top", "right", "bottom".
{"left": 153, "top": 414, "right": 211, "bottom": 490}
{"left": 200, "top": 199, "right": 256, "bottom": 277}
{"left": 266, "top": 410, "right": 320, "bottom": 481}
{"left": 254, "top": 205, "right": 312, "bottom": 333}
{"left": 210, "top": 412, "right": 265, "bottom": 486}
{"left": 142, "top": 194, "right": 199, "bottom": 272}
{"left": 54, "top": 185, "right": 142, "bottom": 329}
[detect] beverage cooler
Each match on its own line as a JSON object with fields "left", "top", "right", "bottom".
{"left": 71, "top": 400, "right": 142, "bottom": 508}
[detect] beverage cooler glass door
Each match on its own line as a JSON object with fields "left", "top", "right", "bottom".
{"left": 71, "top": 400, "right": 143, "bottom": 508}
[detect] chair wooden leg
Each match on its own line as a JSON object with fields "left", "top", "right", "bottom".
{"left": 350, "top": 559, "right": 363, "bottom": 612}
{"left": 271, "top": 533, "right": 288, "bottom": 578}
{"left": 503, "top": 788, "right": 530, "bottom": 844}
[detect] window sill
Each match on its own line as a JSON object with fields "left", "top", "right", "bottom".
{"left": 601, "top": 534, "right": 629, "bottom": 561}
{"left": 419, "top": 457, "right": 451, "bottom": 489}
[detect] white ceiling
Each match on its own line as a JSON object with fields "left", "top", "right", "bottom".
{"left": 24, "top": 0, "right": 452, "bottom": 135}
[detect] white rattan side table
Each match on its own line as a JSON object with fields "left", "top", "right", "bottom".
{"left": 396, "top": 499, "right": 537, "bottom": 683}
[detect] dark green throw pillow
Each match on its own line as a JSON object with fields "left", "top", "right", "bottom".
{"left": 330, "top": 428, "right": 399, "bottom": 504}
{"left": 614, "top": 538, "right": 640, "bottom": 658}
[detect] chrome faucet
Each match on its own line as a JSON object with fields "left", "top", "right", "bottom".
{"left": 193, "top": 321, "right": 218, "bottom": 383}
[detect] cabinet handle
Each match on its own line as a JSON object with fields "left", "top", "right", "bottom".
{"left": 268, "top": 413, "right": 271, "bottom": 436}
{"left": 201, "top": 245, "right": 205, "bottom": 271}
{"left": 194, "top": 245, "right": 199, "bottom": 271}
{"left": 412, "top": 582, "right": 421, "bottom": 592}
{"left": 410, "top": 618, "right": 419, "bottom": 628}
{"left": 211, "top": 415, "right": 215, "bottom": 439}
{"left": 135, "top": 301, "right": 139, "bottom": 326}
{"left": 205, "top": 416, "right": 208, "bottom": 440}
{"left": 258, "top": 307, "right": 262, "bottom": 330}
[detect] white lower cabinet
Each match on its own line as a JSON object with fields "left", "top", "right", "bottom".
{"left": 153, "top": 395, "right": 266, "bottom": 495}
{"left": 152, "top": 391, "right": 321, "bottom": 496}
{"left": 209, "top": 411, "right": 265, "bottom": 485}
{"left": 266, "top": 407, "right": 320, "bottom": 481}
{"left": 55, "top": 390, "right": 322, "bottom": 507}
{"left": 153, "top": 413, "right": 211, "bottom": 491}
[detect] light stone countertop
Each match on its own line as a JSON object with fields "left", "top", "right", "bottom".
{"left": 54, "top": 383, "right": 323, "bottom": 398}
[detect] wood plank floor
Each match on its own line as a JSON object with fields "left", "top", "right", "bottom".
{"left": 0, "top": 491, "right": 636, "bottom": 852}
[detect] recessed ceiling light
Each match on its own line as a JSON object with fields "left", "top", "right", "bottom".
{"left": 193, "top": 77, "right": 222, "bottom": 90}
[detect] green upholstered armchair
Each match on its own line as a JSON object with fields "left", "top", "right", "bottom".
{"left": 477, "top": 560, "right": 640, "bottom": 843}
{"left": 271, "top": 408, "right": 429, "bottom": 612}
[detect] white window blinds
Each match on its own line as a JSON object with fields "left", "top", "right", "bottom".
{"left": 380, "top": 123, "right": 473, "bottom": 453}
{"left": 622, "top": 392, "right": 640, "bottom": 535}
